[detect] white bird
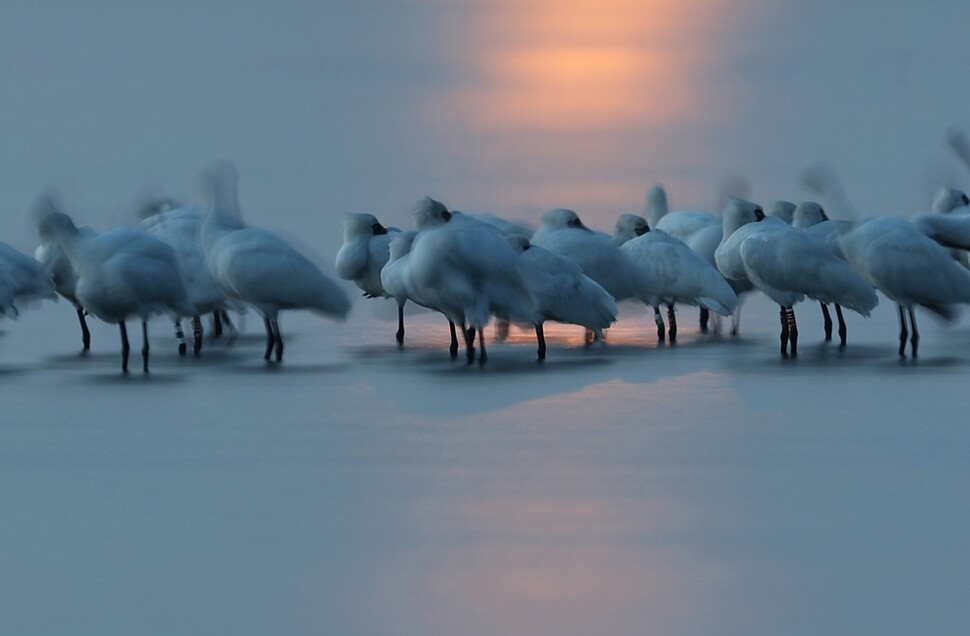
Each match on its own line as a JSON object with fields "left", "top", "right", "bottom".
{"left": 35, "top": 199, "right": 92, "bottom": 351}
{"left": 0, "top": 239, "right": 55, "bottom": 320}
{"left": 647, "top": 186, "right": 718, "bottom": 238}
{"left": 200, "top": 163, "right": 351, "bottom": 362}
{"left": 459, "top": 211, "right": 537, "bottom": 342}
{"left": 646, "top": 185, "right": 749, "bottom": 335}
{"left": 379, "top": 228, "right": 464, "bottom": 356}
{"left": 912, "top": 186, "right": 970, "bottom": 269}
{"left": 766, "top": 200, "right": 796, "bottom": 224}
{"left": 532, "top": 208, "right": 665, "bottom": 339}
{"left": 40, "top": 209, "right": 195, "bottom": 373}
{"left": 392, "top": 201, "right": 472, "bottom": 356}
{"left": 621, "top": 228, "right": 738, "bottom": 341}
{"left": 841, "top": 216, "right": 970, "bottom": 358}
{"left": 141, "top": 202, "right": 238, "bottom": 355}
{"left": 717, "top": 198, "right": 877, "bottom": 357}
{"left": 914, "top": 212, "right": 970, "bottom": 254}
{"left": 507, "top": 234, "right": 618, "bottom": 359}
{"left": 380, "top": 231, "right": 419, "bottom": 311}
{"left": 791, "top": 201, "right": 856, "bottom": 345}
{"left": 792, "top": 200, "right": 846, "bottom": 248}
{"left": 0, "top": 240, "right": 57, "bottom": 310}
{"left": 408, "top": 198, "right": 536, "bottom": 364}
{"left": 335, "top": 212, "right": 411, "bottom": 345}
{"left": 931, "top": 185, "right": 970, "bottom": 215}
{"left": 611, "top": 214, "right": 650, "bottom": 246}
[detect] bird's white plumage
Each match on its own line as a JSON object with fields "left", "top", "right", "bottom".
{"left": 35, "top": 223, "right": 90, "bottom": 308}
{"left": 532, "top": 208, "right": 659, "bottom": 306}
{"left": 468, "top": 212, "right": 535, "bottom": 239}
{"left": 766, "top": 200, "right": 796, "bottom": 224}
{"left": 717, "top": 199, "right": 876, "bottom": 315}
{"left": 407, "top": 200, "right": 536, "bottom": 330}
{"left": 507, "top": 234, "right": 618, "bottom": 335}
{"left": 931, "top": 185, "right": 970, "bottom": 215}
{"left": 714, "top": 199, "right": 768, "bottom": 282}
{"left": 739, "top": 227, "right": 877, "bottom": 315}
{"left": 914, "top": 214, "right": 970, "bottom": 252}
{"left": 201, "top": 165, "right": 351, "bottom": 323}
{"left": 141, "top": 205, "right": 231, "bottom": 316}
{"left": 380, "top": 231, "right": 422, "bottom": 309}
{"left": 840, "top": 216, "right": 970, "bottom": 316}
{"left": 42, "top": 213, "right": 194, "bottom": 324}
{"left": 335, "top": 212, "right": 396, "bottom": 298}
{"left": 622, "top": 230, "right": 738, "bottom": 316}
{"left": 793, "top": 201, "right": 849, "bottom": 259}
{"left": 648, "top": 186, "right": 719, "bottom": 241}
{"left": 611, "top": 214, "right": 649, "bottom": 246}
{"left": 0, "top": 242, "right": 56, "bottom": 311}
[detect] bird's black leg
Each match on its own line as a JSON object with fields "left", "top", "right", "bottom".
{"left": 477, "top": 328, "right": 487, "bottom": 365}
{"left": 120, "top": 321, "right": 130, "bottom": 373}
{"left": 787, "top": 307, "right": 798, "bottom": 358}
{"left": 699, "top": 307, "right": 710, "bottom": 334}
{"left": 667, "top": 304, "right": 677, "bottom": 343}
{"left": 820, "top": 302, "right": 833, "bottom": 341}
{"left": 212, "top": 310, "right": 224, "bottom": 338}
{"left": 779, "top": 306, "right": 790, "bottom": 357}
{"left": 175, "top": 321, "right": 187, "bottom": 356}
{"left": 272, "top": 318, "right": 284, "bottom": 361}
{"left": 449, "top": 321, "right": 459, "bottom": 359}
{"left": 464, "top": 325, "right": 476, "bottom": 364}
{"left": 77, "top": 307, "right": 91, "bottom": 353}
{"left": 909, "top": 308, "right": 919, "bottom": 358}
{"left": 835, "top": 304, "right": 847, "bottom": 347}
{"left": 396, "top": 303, "right": 405, "bottom": 347}
{"left": 897, "top": 305, "right": 908, "bottom": 358}
{"left": 535, "top": 323, "right": 546, "bottom": 361}
{"left": 264, "top": 318, "right": 275, "bottom": 361}
{"left": 192, "top": 316, "right": 203, "bottom": 356}
{"left": 141, "top": 320, "right": 150, "bottom": 373}
{"left": 654, "top": 306, "right": 665, "bottom": 342}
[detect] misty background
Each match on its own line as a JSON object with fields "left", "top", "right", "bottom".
{"left": 2, "top": 0, "right": 968, "bottom": 260}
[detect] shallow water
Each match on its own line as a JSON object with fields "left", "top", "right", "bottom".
{"left": 1, "top": 296, "right": 968, "bottom": 635}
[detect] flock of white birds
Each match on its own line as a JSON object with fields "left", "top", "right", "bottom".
{"left": 339, "top": 184, "right": 970, "bottom": 365}
{"left": 6, "top": 146, "right": 970, "bottom": 372}
{"left": 23, "top": 163, "right": 351, "bottom": 373}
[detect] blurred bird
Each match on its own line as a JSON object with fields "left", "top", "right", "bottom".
{"left": 141, "top": 201, "right": 239, "bottom": 355}
{"left": 507, "top": 234, "right": 618, "bottom": 359}
{"left": 200, "top": 162, "right": 351, "bottom": 363}
{"left": 841, "top": 216, "right": 970, "bottom": 358}
{"left": 336, "top": 212, "right": 406, "bottom": 344}
{"left": 717, "top": 198, "right": 877, "bottom": 358}
{"left": 34, "top": 196, "right": 92, "bottom": 351}
{"left": 407, "top": 197, "right": 536, "bottom": 364}
{"left": 622, "top": 228, "right": 738, "bottom": 342}
{"left": 39, "top": 204, "right": 195, "bottom": 373}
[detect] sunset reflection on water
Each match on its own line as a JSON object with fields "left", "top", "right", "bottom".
{"left": 293, "top": 366, "right": 753, "bottom": 635}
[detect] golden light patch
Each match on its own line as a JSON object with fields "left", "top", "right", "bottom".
{"left": 441, "top": 0, "right": 738, "bottom": 132}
